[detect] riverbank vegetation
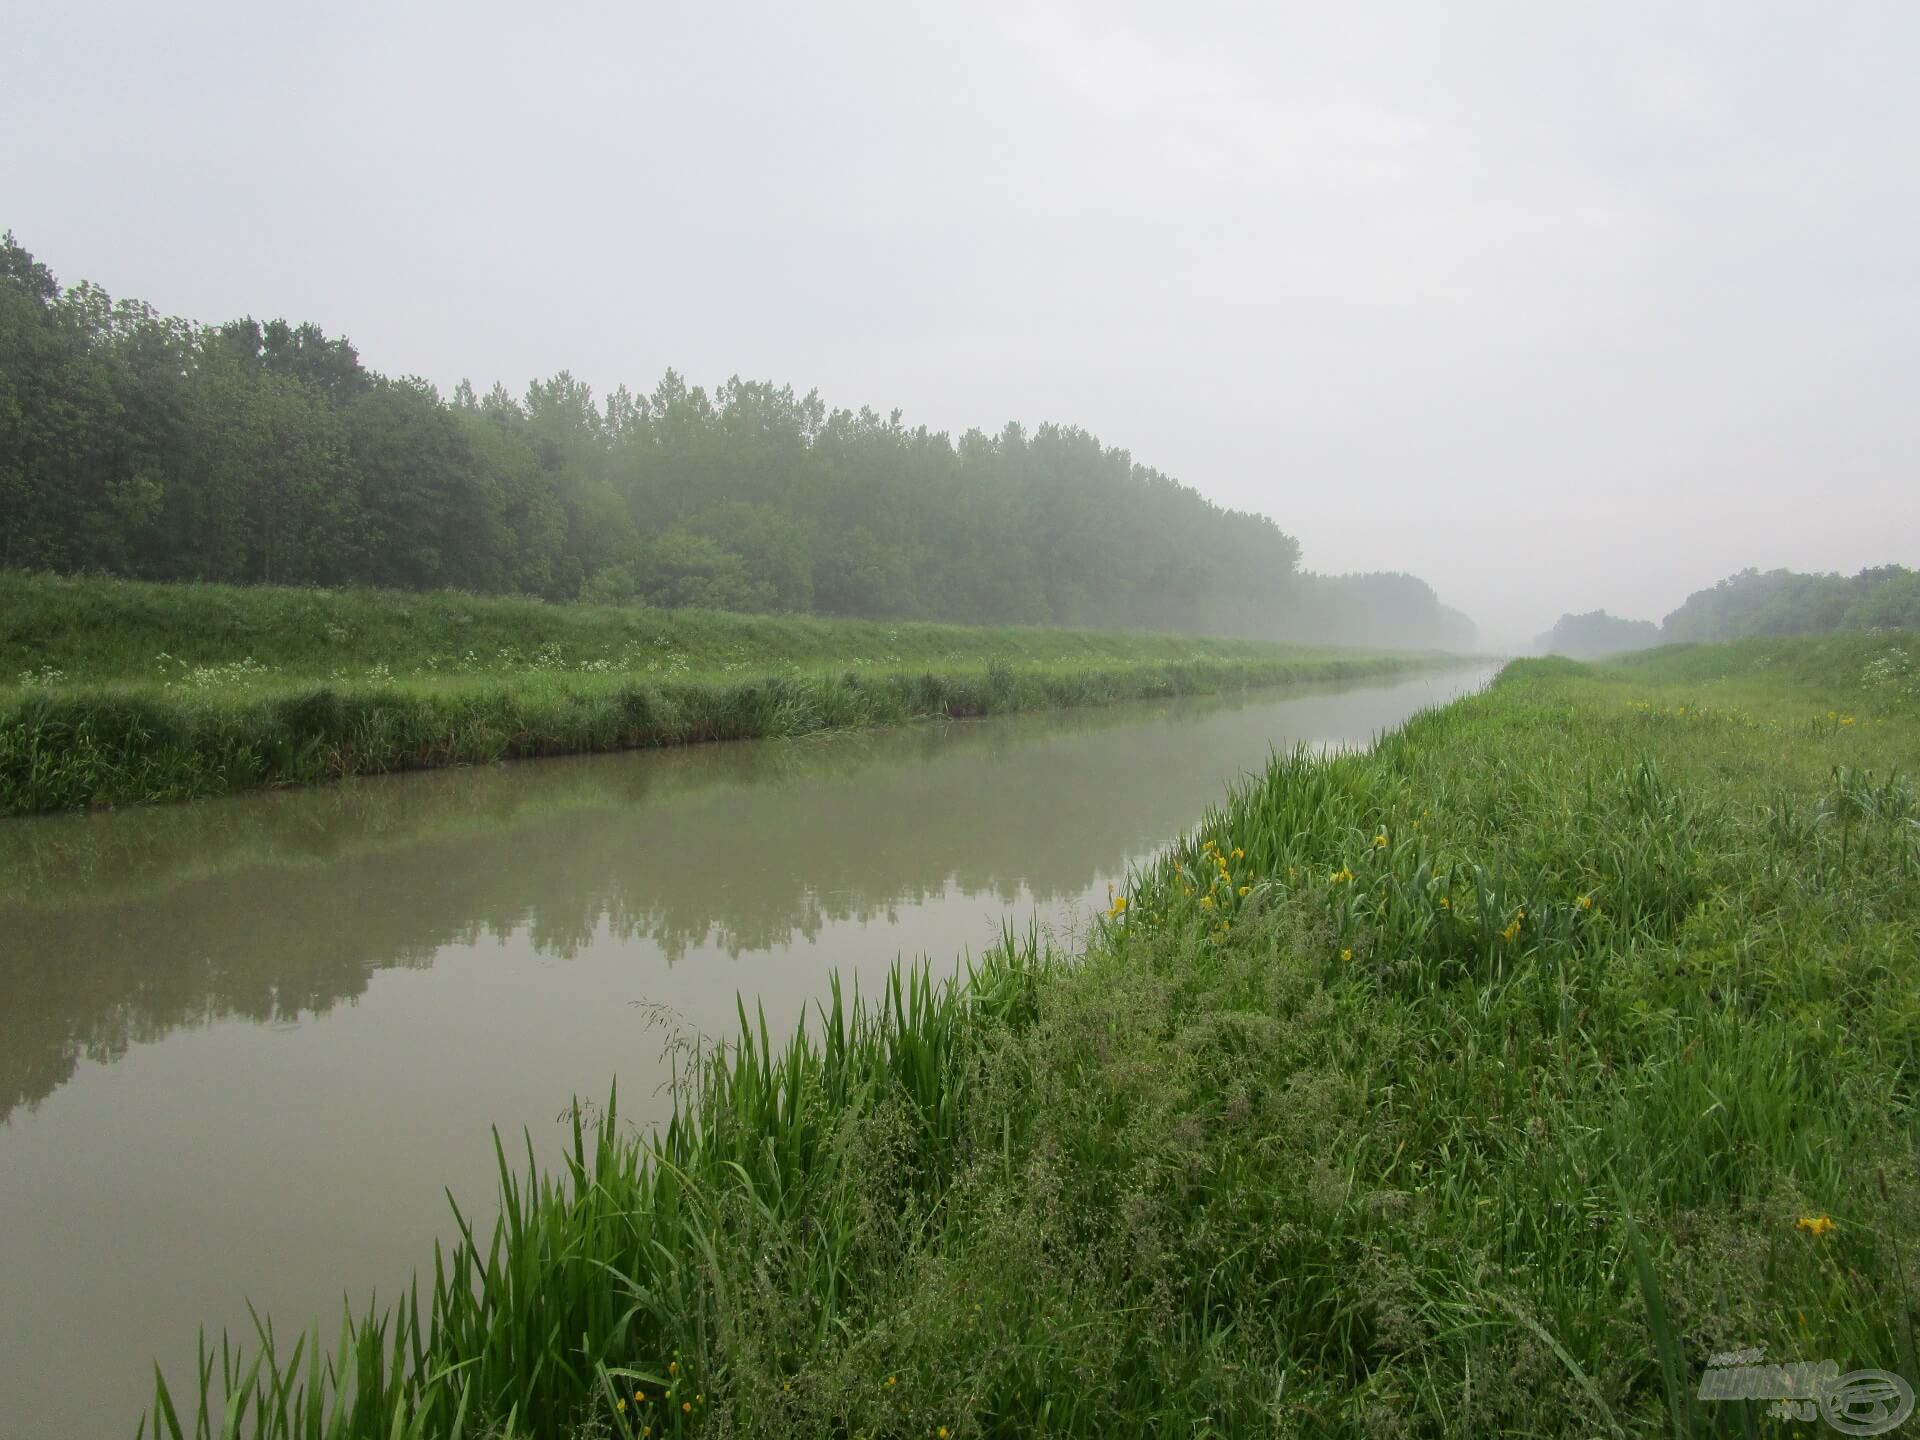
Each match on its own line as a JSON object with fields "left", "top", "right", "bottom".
{"left": 144, "top": 632, "right": 1920, "bottom": 1437}
{"left": 0, "top": 572, "right": 1436, "bottom": 815}
{"left": 0, "top": 233, "right": 1471, "bottom": 650}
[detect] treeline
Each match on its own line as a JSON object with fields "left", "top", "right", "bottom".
{"left": 0, "top": 233, "right": 1473, "bottom": 650}
{"left": 1535, "top": 564, "right": 1918, "bottom": 659}
{"left": 1531, "top": 610, "right": 1662, "bottom": 660}
{"left": 1662, "top": 565, "right": 1920, "bottom": 642}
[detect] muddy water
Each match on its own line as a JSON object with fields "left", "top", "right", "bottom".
{"left": 0, "top": 666, "right": 1492, "bottom": 1437}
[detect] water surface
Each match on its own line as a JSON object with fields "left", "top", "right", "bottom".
{"left": 0, "top": 666, "right": 1492, "bottom": 1437}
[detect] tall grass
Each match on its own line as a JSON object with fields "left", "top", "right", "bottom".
{"left": 146, "top": 634, "right": 1920, "bottom": 1436}
{"left": 143, "top": 951, "right": 1054, "bottom": 1440}
{"left": 0, "top": 573, "right": 1438, "bottom": 814}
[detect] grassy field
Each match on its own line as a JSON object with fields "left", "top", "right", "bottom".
{"left": 140, "top": 631, "right": 1920, "bottom": 1438}
{"left": 0, "top": 573, "right": 1439, "bottom": 815}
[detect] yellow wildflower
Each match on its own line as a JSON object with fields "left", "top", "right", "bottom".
{"left": 1577, "top": 895, "right": 1593, "bottom": 910}
{"left": 634, "top": 1390, "right": 645, "bottom": 1402}
{"left": 1374, "top": 833, "right": 1388, "bottom": 848}
{"left": 669, "top": 1361, "right": 678, "bottom": 1376}
{"left": 1231, "top": 847, "right": 1244, "bottom": 859}
{"left": 682, "top": 1402, "right": 692, "bottom": 1414}
{"left": 1201, "top": 895, "right": 1214, "bottom": 909}
{"left": 1501, "top": 920, "right": 1521, "bottom": 942}
{"left": 1108, "top": 895, "right": 1128, "bottom": 918}
{"left": 1796, "top": 1215, "right": 1836, "bottom": 1239}
{"left": 1439, "top": 896, "right": 1450, "bottom": 909}
{"left": 1238, "top": 886, "right": 1250, "bottom": 897}
{"left": 617, "top": 1399, "right": 627, "bottom": 1413}
{"left": 1330, "top": 867, "right": 1354, "bottom": 884}
{"left": 887, "top": 1376, "right": 896, "bottom": 1387}
{"left": 1341, "top": 948, "right": 1352, "bottom": 962}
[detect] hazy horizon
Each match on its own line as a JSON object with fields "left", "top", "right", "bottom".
{"left": 5, "top": 1, "right": 1916, "bottom": 649}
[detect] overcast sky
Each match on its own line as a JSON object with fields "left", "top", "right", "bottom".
{"left": 5, "top": 1, "right": 1916, "bottom": 647}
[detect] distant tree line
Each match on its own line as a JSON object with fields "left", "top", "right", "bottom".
{"left": 1661, "top": 566, "right": 1919, "bottom": 642}
{"left": 0, "top": 233, "right": 1474, "bottom": 650}
{"left": 1532, "top": 610, "right": 1663, "bottom": 660}
{"left": 1536, "top": 565, "right": 1918, "bottom": 658}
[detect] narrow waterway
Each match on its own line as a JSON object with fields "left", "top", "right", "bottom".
{"left": 0, "top": 665, "right": 1493, "bottom": 1438}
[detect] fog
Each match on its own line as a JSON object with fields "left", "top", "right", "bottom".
{"left": 5, "top": 1, "right": 1916, "bottom": 649}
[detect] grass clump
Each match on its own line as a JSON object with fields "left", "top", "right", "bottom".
{"left": 147, "top": 633, "right": 1920, "bottom": 1437}
{"left": 0, "top": 573, "right": 1435, "bottom": 815}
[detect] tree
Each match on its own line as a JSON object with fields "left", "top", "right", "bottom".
{"left": 1662, "top": 567, "right": 1918, "bottom": 642}
{"left": 0, "top": 232, "right": 1491, "bottom": 651}
{"left": 1535, "top": 611, "right": 1661, "bottom": 659}
{"left": 640, "top": 529, "right": 774, "bottom": 612}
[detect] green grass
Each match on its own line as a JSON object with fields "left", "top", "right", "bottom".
{"left": 0, "top": 571, "right": 1390, "bottom": 685}
{"left": 0, "top": 573, "right": 1438, "bottom": 814}
{"left": 139, "top": 631, "right": 1920, "bottom": 1437}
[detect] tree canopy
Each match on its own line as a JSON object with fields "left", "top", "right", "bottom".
{"left": 1534, "top": 610, "right": 1663, "bottom": 659}
{"left": 0, "top": 234, "right": 1474, "bottom": 650}
{"left": 1661, "top": 566, "right": 1919, "bottom": 642}
{"left": 1533, "top": 567, "right": 1918, "bottom": 660}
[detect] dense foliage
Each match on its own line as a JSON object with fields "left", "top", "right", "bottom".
{"left": 143, "top": 635, "right": 1920, "bottom": 1437}
{"left": 0, "top": 233, "right": 1472, "bottom": 650}
{"left": 1535, "top": 567, "right": 1917, "bottom": 660}
{"left": 1534, "top": 608, "right": 1663, "bottom": 659}
{"left": 1662, "top": 564, "right": 1919, "bottom": 642}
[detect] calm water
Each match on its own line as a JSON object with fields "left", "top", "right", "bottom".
{"left": 0, "top": 666, "right": 1491, "bottom": 1438}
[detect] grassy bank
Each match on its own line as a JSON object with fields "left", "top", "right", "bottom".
{"left": 0, "top": 573, "right": 1438, "bottom": 815}
{"left": 144, "top": 632, "right": 1920, "bottom": 1437}
{"left": 0, "top": 572, "right": 1390, "bottom": 682}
